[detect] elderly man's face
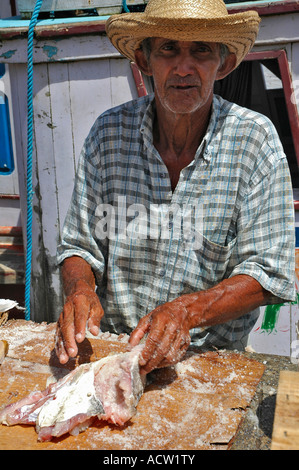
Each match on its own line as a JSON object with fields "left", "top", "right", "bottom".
{"left": 135, "top": 38, "right": 235, "bottom": 115}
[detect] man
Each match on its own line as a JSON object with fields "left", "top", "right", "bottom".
{"left": 55, "top": 0, "right": 296, "bottom": 374}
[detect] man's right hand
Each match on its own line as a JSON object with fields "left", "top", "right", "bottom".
{"left": 55, "top": 257, "right": 104, "bottom": 364}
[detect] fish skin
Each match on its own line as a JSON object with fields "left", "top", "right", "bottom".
{"left": 0, "top": 345, "right": 145, "bottom": 441}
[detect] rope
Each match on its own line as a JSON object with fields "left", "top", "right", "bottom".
{"left": 25, "top": 0, "right": 43, "bottom": 321}
{"left": 122, "top": 0, "right": 130, "bottom": 13}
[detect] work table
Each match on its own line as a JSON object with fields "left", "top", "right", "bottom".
{"left": 0, "top": 319, "right": 297, "bottom": 450}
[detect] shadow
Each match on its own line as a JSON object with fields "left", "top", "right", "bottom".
{"left": 256, "top": 394, "right": 277, "bottom": 439}
{"left": 48, "top": 415, "right": 135, "bottom": 445}
{"left": 143, "top": 349, "right": 207, "bottom": 392}
{"left": 144, "top": 365, "right": 179, "bottom": 393}
{"left": 48, "top": 337, "right": 94, "bottom": 380}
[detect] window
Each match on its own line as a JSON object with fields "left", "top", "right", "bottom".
{"left": 215, "top": 50, "right": 299, "bottom": 188}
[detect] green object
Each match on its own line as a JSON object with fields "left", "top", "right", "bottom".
{"left": 261, "top": 304, "right": 284, "bottom": 333}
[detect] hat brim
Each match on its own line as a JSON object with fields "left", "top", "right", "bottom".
{"left": 106, "top": 11, "right": 261, "bottom": 68}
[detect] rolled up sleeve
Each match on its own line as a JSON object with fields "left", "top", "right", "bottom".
{"left": 228, "top": 153, "right": 296, "bottom": 303}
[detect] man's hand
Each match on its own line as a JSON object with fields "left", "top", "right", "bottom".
{"left": 129, "top": 298, "right": 191, "bottom": 374}
{"left": 128, "top": 275, "right": 272, "bottom": 374}
{"left": 55, "top": 257, "right": 104, "bottom": 364}
{"left": 55, "top": 280, "right": 104, "bottom": 364}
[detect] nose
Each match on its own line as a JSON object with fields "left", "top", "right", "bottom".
{"left": 174, "top": 51, "right": 195, "bottom": 77}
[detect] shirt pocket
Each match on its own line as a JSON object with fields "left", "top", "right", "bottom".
{"left": 179, "top": 234, "right": 237, "bottom": 292}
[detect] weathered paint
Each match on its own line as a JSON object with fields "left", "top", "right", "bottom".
{"left": 42, "top": 45, "right": 58, "bottom": 60}
{"left": 0, "top": 50, "right": 16, "bottom": 59}
{"left": 261, "top": 304, "right": 285, "bottom": 333}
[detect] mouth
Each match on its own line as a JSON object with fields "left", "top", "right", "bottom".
{"left": 171, "top": 85, "right": 197, "bottom": 91}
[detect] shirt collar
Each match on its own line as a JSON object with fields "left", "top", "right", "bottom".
{"left": 140, "top": 93, "right": 156, "bottom": 149}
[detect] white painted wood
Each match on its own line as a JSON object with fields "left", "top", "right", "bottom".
{"left": 16, "top": 0, "right": 147, "bottom": 15}
{"left": 33, "top": 63, "right": 59, "bottom": 256}
{"left": 0, "top": 0, "right": 13, "bottom": 18}
{"left": 17, "top": 0, "right": 101, "bottom": 10}
{"left": 248, "top": 305, "right": 292, "bottom": 357}
{"left": 47, "top": 63, "right": 77, "bottom": 233}
{"left": 0, "top": 199, "right": 21, "bottom": 227}
{"left": 8, "top": 64, "right": 28, "bottom": 225}
{"left": 256, "top": 13, "right": 299, "bottom": 46}
{"left": 0, "top": 35, "right": 120, "bottom": 64}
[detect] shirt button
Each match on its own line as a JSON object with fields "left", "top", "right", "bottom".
{"left": 159, "top": 269, "right": 166, "bottom": 277}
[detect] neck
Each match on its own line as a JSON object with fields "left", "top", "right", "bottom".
{"left": 152, "top": 95, "right": 213, "bottom": 191}
{"left": 153, "top": 96, "right": 212, "bottom": 160}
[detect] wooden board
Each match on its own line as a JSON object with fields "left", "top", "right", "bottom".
{"left": 271, "top": 370, "right": 299, "bottom": 450}
{"left": 0, "top": 320, "right": 265, "bottom": 450}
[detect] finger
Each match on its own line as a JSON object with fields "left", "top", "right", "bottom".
{"left": 140, "top": 304, "right": 191, "bottom": 373}
{"left": 139, "top": 317, "right": 178, "bottom": 373}
{"left": 55, "top": 323, "right": 69, "bottom": 364}
{"left": 59, "top": 301, "right": 78, "bottom": 359}
{"left": 55, "top": 313, "right": 75, "bottom": 364}
{"left": 158, "top": 332, "right": 191, "bottom": 368}
{"left": 87, "top": 302, "right": 104, "bottom": 336}
{"left": 73, "top": 294, "right": 90, "bottom": 343}
{"left": 139, "top": 335, "right": 165, "bottom": 373}
{"left": 129, "top": 314, "right": 152, "bottom": 348}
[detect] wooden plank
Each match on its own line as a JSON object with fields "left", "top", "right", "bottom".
{"left": 47, "top": 62, "right": 77, "bottom": 233}
{"left": 272, "top": 371, "right": 299, "bottom": 450}
{"left": 0, "top": 320, "right": 265, "bottom": 450}
{"left": 0, "top": 35, "right": 119, "bottom": 64}
{"left": 110, "top": 58, "right": 139, "bottom": 108}
{"left": 227, "top": 0, "right": 299, "bottom": 16}
{"left": 67, "top": 58, "right": 112, "bottom": 159}
{"left": 17, "top": 0, "right": 101, "bottom": 12}
{"left": 30, "top": 63, "right": 62, "bottom": 322}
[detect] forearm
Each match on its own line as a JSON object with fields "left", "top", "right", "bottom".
{"left": 130, "top": 274, "right": 270, "bottom": 374}
{"left": 62, "top": 256, "right": 96, "bottom": 296}
{"left": 182, "top": 274, "right": 271, "bottom": 330}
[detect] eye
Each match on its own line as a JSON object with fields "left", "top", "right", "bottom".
{"left": 160, "top": 41, "right": 177, "bottom": 53}
{"left": 193, "top": 43, "right": 212, "bottom": 54}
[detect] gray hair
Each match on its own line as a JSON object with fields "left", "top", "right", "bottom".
{"left": 140, "top": 38, "right": 230, "bottom": 65}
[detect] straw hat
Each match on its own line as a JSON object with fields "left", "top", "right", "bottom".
{"left": 106, "top": 0, "right": 261, "bottom": 68}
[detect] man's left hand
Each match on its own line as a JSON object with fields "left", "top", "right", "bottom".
{"left": 129, "top": 298, "right": 191, "bottom": 374}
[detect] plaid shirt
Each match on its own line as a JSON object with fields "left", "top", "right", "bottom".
{"left": 57, "top": 94, "right": 296, "bottom": 348}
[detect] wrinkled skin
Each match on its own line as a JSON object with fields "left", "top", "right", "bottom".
{"left": 55, "top": 258, "right": 104, "bottom": 364}
{"left": 129, "top": 299, "right": 191, "bottom": 374}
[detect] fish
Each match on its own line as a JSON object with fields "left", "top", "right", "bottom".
{"left": 0, "top": 345, "right": 145, "bottom": 442}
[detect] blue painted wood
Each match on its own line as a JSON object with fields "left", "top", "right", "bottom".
{"left": 0, "top": 94, "right": 14, "bottom": 175}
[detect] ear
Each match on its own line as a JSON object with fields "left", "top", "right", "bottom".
{"left": 215, "top": 53, "right": 237, "bottom": 81}
{"left": 134, "top": 48, "right": 153, "bottom": 76}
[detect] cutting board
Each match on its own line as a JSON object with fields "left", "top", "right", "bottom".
{"left": 0, "top": 320, "right": 265, "bottom": 450}
{"left": 271, "top": 370, "right": 299, "bottom": 450}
